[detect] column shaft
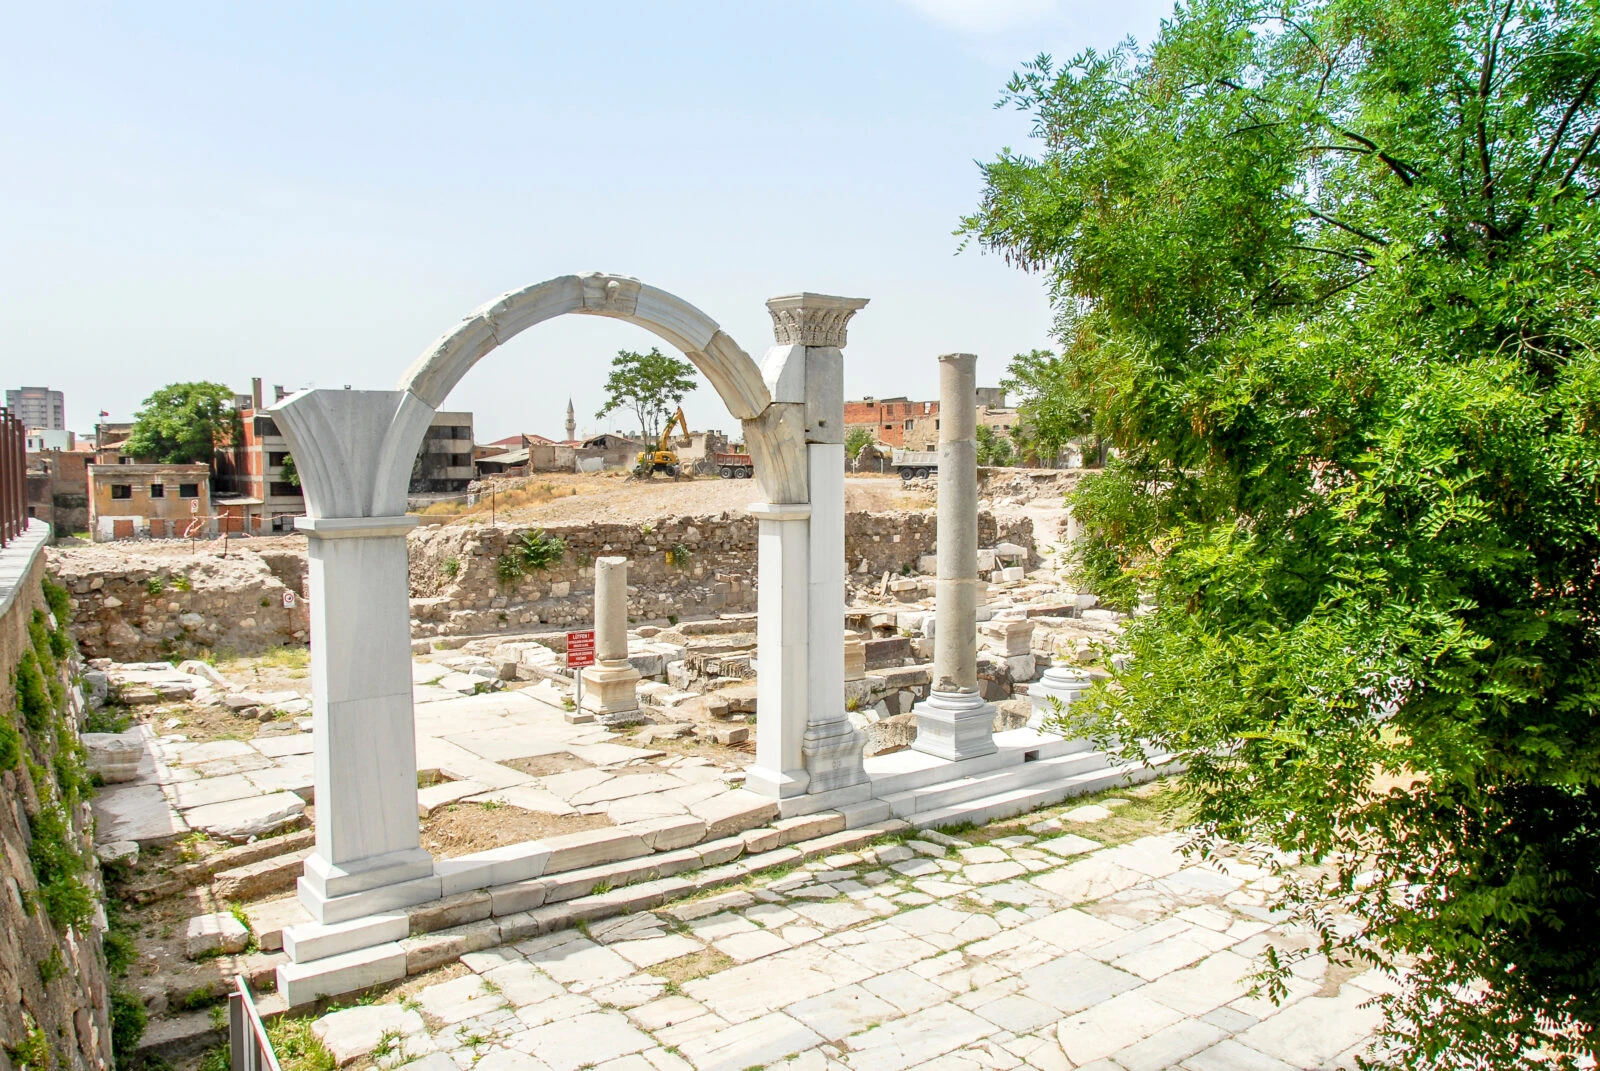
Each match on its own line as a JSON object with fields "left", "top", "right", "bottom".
{"left": 914, "top": 354, "right": 998, "bottom": 760}
{"left": 801, "top": 442, "right": 868, "bottom": 792}
{"left": 298, "top": 517, "right": 434, "bottom": 918}
{"left": 581, "top": 556, "right": 642, "bottom": 725}
{"left": 744, "top": 502, "right": 811, "bottom": 799}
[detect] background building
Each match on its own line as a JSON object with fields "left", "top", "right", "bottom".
{"left": 86, "top": 462, "right": 212, "bottom": 541}
{"left": 411, "top": 411, "right": 475, "bottom": 494}
{"left": 6, "top": 387, "right": 65, "bottom": 430}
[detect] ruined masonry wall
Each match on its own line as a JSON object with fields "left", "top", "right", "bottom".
{"left": 47, "top": 548, "right": 311, "bottom": 662}
{"left": 407, "top": 510, "right": 1033, "bottom": 636}
{"left": 0, "top": 542, "right": 114, "bottom": 1069}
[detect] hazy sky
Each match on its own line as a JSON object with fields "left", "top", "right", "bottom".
{"left": 1, "top": 1, "right": 1168, "bottom": 442}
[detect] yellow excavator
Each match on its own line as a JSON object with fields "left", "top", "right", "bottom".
{"left": 635, "top": 407, "right": 691, "bottom": 477}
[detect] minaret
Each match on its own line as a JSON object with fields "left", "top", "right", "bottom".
{"left": 565, "top": 398, "right": 576, "bottom": 442}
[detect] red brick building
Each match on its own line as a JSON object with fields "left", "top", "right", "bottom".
{"left": 844, "top": 397, "right": 941, "bottom": 450}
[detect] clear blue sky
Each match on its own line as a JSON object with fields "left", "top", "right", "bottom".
{"left": 0, "top": 1, "right": 1168, "bottom": 443}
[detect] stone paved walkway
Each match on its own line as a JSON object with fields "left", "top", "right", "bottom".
{"left": 310, "top": 820, "right": 1386, "bottom": 1071}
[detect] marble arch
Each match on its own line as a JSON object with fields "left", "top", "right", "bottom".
{"left": 270, "top": 273, "right": 872, "bottom": 924}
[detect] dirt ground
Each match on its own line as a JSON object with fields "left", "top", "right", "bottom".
{"left": 421, "top": 471, "right": 936, "bottom": 527}
{"left": 420, "top": 802, "right": 611, "bottom": 858}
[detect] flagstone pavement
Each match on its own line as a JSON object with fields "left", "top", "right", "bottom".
{"left": 310, "top": 822, "right": 1388, "bottom": 1071}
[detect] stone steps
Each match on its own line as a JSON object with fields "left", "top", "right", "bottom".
{"left": 902, "top": 753, "right": 1178, "bottom": 830}
{"left": 879, "top": 747, "right": 1113, "bottom": 817}
{"left": 274, "top": 817, "right": 909, "bottom": 1005}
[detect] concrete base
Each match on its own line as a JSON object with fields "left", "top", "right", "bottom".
{"left": 743, "top": 764, "right": 810, "bottom": 800}
{"left": 911, "top": 689, "right": 998, "bottom": 761}
{"left": 301, "top": 846, "right": 435, "bottom": 901}
{"left": 774, "top": 780, "right": 875, "bottom": 819}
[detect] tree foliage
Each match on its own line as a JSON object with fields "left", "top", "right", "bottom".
{"left": 845, "top": 426, "right": 876, "bottom": 460}
{"left": 596, "top": 348, "right": 699, "bottom": 440}
{"left": 963, "top": 0, "right": 1600, "bottom": 1065}
{"left": 975, "top": 424, "right": 1014, "bottom": 465}
{"left": 123, "top": 381, "right": 241, "bottom": 465}
{"left": 1002, "top": 348, "right": 1096, "bottom": 462}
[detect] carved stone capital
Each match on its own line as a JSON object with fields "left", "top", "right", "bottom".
{"left": 766, "top": 293, "right": 869, "bottom": 348}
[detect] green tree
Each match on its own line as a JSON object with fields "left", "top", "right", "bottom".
{"left": 595, "top": 347, "right": 698, "bottom": 440}
{"left": 123, "top": 382, "right": 241, "bottom": 465}
{"left": 1002, "top": 349, "right": 1101, "bottom": 464}
{"left": 974, "top": 424, "right": 1013, "bottom": 466}
{"left": 964, "top": 1, "right": 1600, "bottom": 1065}
{"left": 845, "top": 426, "right": 875, "bottom": 460}
{"left": 278, "top": 451, "right": 300, "bottom": 488}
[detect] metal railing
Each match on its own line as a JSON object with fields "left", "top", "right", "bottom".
{"left": 0, "top": 408, "right": 25, "bottom": 547}
{"left": 227, "top": 977, "right": 282, "bottom": 1071}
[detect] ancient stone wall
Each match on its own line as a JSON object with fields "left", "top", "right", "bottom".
{"left": 46, "top": 547, "right": 310, "bottom": 662}
{"left": 0, "top": 541, "right": 115, "bottom": 1069}
{"left": 407, "top": 510, "right": 1033, "bottom": 637}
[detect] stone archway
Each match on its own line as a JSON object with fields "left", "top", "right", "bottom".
{"left": 270, "top": 274, "right": 871, "bottom": 924}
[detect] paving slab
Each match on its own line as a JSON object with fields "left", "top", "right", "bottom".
{"left": 91, "top": 782, "right": 187, "bottom": 844}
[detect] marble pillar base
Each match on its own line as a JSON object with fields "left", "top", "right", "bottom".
{"left": 581, "top": 660, "right": 641, "bottom": 718}
{"left": 744, "top": 764, "right": 810, "bottom": 799}
{"left": 803, "top": 716, "right": 869, "bottom": 793}
{"left": 1028, "top": 665, "right": 1091, "bottom": 731}
{"left": 912, "top": 689, "right": 998, "bottom": 761}
{"left": 299, "top": 846, "right": 437, "bottom": 923}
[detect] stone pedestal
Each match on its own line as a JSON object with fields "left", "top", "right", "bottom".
{"left": 915, "top": 353, "right": 997, "bottom": 760}
{"left": 980, "top": 618, "right": 1035, "bottom": 657}
{"left": 297, "top": 515, "right": 434, "bottom": 919}
{"left": 581, "top": 556, "right": 642, "bottom": 727}
{"left": 843, "top": 634, "right": 866, "bottom": 682}
{"left": 1029, "top": 665, "right": 1091, "bottom": 730}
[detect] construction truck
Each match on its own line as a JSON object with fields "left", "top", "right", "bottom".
{"left": 891, "top": 448, "right": 939, "bottom": 480}
{"left": 635, "top": 407, "right": 691, "bottom": 477}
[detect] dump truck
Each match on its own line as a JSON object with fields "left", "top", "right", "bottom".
{"left": 710, "top": 450, "right": 754, "bottom": 479}
{"left": 891, "top": 449, "right": 938, "bottom": 480}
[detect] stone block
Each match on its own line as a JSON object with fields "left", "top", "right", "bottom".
{"left": 541, "top": 827, "right": 650, "bottom": 874}
{"left": 695, "top": 835, "right": 747, "bottom": 866}
{"left": 741, "top": 827, "right": 781, "bottom": 853}
{"left": 184, "top": 791, "right": 306, "bottom": 842}
{"left": 284, "top": 914, "right": 409, "bottom": 965}
{"left": 863, "top": 636, "right": 911, "bottom": 669}
{"left": 621, "top": 814, "right": 707, "bottom": 852}
{"left": 406, "top": 891, "right": 491, "bottom": 935}
{"left": 399, "top": 919, "right": 501, "bottom": 975}
{"left": 311, "top": 1004, "right": 426, "bottom": 1066}
{"left": 186, "top": 912, "right": 250, "bottom": 958}
{"left": 773, "top": 812, "right": 846, "bottom": 846}
{"left": 82, "top": 731, "right": 145, "bottom": 783}
{"left": 212, "top": 848, "right": 312, "bottom": 901}
{"left": 688, "top": 792, "right": 778, "bottom": 839}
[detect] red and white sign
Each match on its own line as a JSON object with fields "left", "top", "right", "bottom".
{"left": 190, "top": 498, "right": 200, "bottom": 514}
{"left": 566, "top": 629, "right": 596, "bottom": 669}
{"left": 282, "top": 591, "right": 297, "bottom": 609}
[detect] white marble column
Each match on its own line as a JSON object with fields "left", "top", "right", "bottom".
{"left": 745, "top": 500, "right": 812, "bottom": 799}
{"left": 914, "top": 354, "right": 998, "bottom": 760}
{"left": 581, "top": 556, "right": 643, "bottom": 726}
{"left": 271, "top": 388, "right": 442, "bottom": 923}
{"left": 298, "top": 517, "right": 434, "bottom": 914}
{"left": 744, "top": 292, "right": 870, "bottom": 805}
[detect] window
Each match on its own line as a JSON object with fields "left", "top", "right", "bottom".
{"left": 149, "top": 483, "right": 165, "bottom": 498}
{"left": 269, "top": 482, "right": 302, "bottom": 497}
{"left": 268, "top": 452, "right": 290, "bottom": 467}
{"left": 452, "top": 426, "right": 470, "bottom": 440}
{"left": 118, "top": 456, "right": 132, "bottom": 465}
{"left": 110, "top": 484, "right": 131, "bottom": 499}
{"left": 178, "top": 483, "right": 200, "bottom": 498}
{"left": 451, "top": 453, "right": 471, "bottom": 467}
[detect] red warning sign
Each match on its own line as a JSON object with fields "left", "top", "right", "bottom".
{"left": 566, "top": 630, "right": 596, "bottom": 669}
